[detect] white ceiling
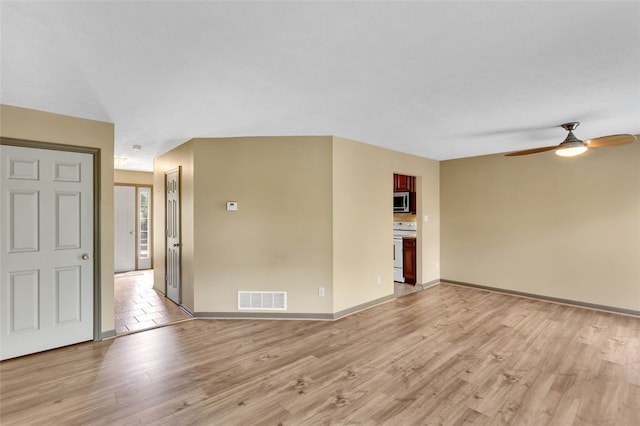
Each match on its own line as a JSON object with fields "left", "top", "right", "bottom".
{"left": 2, "top": 1, "right": 639, "bottom": 171}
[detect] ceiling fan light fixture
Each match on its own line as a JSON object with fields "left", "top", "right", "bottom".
{"left": 555, "top": 126, "right": 588, "bottom": 157}
{"left": 555, "top": 143, "right": 588, "bottom": 157}
{"left": 506, "top": 121, "right": 635, "bottom": 157}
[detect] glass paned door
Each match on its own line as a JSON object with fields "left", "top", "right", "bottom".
{"left": 137, "top": 187, "right": 152, "bottom": 269}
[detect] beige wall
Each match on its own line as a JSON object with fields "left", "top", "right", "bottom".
{"left": 114, "top": 169, "right": 153, "bottom": 186}
{"left": 332, "top": 137, "right": 440, "bottom": 312}
{"left": 190, "top": 137, "right": 334, "bottom": 314}
{"left": 441, "top": 142, "right": 640, "bottom": 311}
{"left": 0, "top": 104, "right": 116, "bottom": 332}
{"left": 153, "top": 141, "right": 195, "bottom": 310}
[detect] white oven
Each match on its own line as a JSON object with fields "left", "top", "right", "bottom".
{"left": 393, "top": 221, "right": 417, "bottom": 283}
{"left": 393, "top": 237, "right": 404, "bottom": 282}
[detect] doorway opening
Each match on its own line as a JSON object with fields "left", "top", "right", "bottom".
{"left": 393, "top": 172, "right": 422, "bottom": 298}
{"left": 114, "top": 182, "right": 165, "bottom": 335}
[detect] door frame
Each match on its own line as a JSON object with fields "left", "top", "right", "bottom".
{"left": 114, "top": 183, "right": 153, "bottom": 271}
{"left": 0, "top": 137, "right": 102, "bottom": 341}
{"left": 392, "top": 172, "right": 422, "bottom": 286}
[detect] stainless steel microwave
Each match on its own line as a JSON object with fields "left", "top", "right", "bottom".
{"left": 394, "top": 191, "right": 411, "bottom": 212}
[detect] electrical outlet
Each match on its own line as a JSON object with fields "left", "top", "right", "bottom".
{"left": 319, "top": 287, "right": 325, "bottom": 297}
{"left": 377, "top": 275, "right": 382, "bottom": 285}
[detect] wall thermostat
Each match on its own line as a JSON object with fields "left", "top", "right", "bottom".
{"left": 226, "top": 201, "right": 238, "bottom": 211}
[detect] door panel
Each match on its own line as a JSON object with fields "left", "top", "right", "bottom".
{"left": 1, "top": 145, "right": 94, "bottom": 360}
{"left": 165, "top": 168, "right": 181, "bottom": 305}
{"left": 114, "top": 186, "right": 136, "bottom": 272}
{"left": 55, "top": 192, "right": 81, "bottom": 249}
{"left": 9, "top": 270, "right": 39, "bottom": 333}
{"left": 9, "top": 191, "right": 39, "bottom": 252}
{"left": 54, "top": 162, "right": 81, "bottom": 181}
{"left": 55, "top": 266, "right": 82, "bottom": 324}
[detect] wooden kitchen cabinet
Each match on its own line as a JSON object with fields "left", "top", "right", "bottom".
{"left": 393, "top": 174, "right": 415, "bottom": 192}
{"left": 403, "top": 237, "right": 416, "bottom": 285}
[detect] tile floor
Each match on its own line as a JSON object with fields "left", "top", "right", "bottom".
{"left": 114, "top": 269, "right": 192, "bottom": 334}
{"left": 394, "top": 281, "right": 428, "bottom": 297}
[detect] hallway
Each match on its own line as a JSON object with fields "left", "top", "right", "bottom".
{"left": 114, "top": 270, "right": 191, "bottom": 334}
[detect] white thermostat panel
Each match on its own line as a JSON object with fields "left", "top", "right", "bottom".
{"left": 226, "top": 201, "right": 238, "bottom": 211}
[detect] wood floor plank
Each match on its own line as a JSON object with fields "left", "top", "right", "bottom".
{"left": 2, "top": 283, "right": 639, "bottom": 425}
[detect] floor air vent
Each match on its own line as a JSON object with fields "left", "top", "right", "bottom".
{"left": 238, "top": 291, "right": 287, "bottom": 311}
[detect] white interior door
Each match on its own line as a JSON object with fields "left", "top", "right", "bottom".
{"left": 114, "top": 186, "right": 135, "bottom": 273}
{"left": 165, "top": 168, "right": 181, "bottom": 304}
{"left": 0, "top": 144, "right": 94, "bottom": 360}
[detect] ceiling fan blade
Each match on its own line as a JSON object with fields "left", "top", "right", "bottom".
{"left": 504, "top": 146, "right": 557, "bottom": 156}
{"left": 584, "top": 134, "right": 637, "bottom": 148}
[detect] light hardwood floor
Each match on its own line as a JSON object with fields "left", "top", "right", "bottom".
{"left": 1, "top": 283, "right": 638, "bottom": 425}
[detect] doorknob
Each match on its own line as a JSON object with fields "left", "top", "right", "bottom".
{"left": 81, "top": 253, "right": 90, "bottom": 260}
{"left": 173, "top": 243, "right": 181, "bottom": 247}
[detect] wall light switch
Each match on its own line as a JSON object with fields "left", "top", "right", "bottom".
{"left": 423, "top": 215, "right": 429, "bottom": 223}
{"left": 226, "top": 201, "right": 238, "bottom": 211}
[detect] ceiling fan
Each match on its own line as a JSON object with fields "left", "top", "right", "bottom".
{"left": 505, "top": 122, "right": 637, "bottom": 157}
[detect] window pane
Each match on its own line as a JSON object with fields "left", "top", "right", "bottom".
{"left": 138, "top": 188, "right": 151, "bottom": 261}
